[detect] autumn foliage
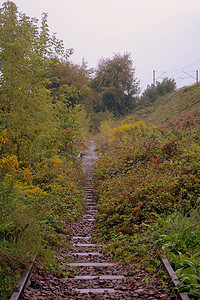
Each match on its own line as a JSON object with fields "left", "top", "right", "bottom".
{"left": 94, "top": 120, "right": 200, "bottom": 237}
{"left": 93, "top": 116, "right": 200, "bottom": 297}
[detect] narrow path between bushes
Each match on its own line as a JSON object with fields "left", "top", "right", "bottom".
{"left": 21, "top": 140, "right": 176, "bottom": 299}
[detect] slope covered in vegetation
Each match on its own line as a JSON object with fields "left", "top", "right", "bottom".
{"left": 135, "top": 83, "right": 200, "bottom": 127}
{"left": 93, "top": 88, "right": 200, "bottom": 299}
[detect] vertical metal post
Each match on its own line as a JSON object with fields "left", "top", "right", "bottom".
{"left": 153, "top": 70, "right": 156, "bottom": 86}
{"left": 196, "top": 70, "right": 198, "bottom": 83}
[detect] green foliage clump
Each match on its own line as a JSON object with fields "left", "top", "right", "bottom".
{"left": 141, "top": 77, "right": 176, "bottom": 107}
{"left": 157, "top": 212, "right": 200, "bottom": 299}
{"left": 171, "top": 253, "right": 200, "bottom": 299}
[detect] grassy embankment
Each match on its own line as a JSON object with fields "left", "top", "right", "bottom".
{"left": 93, "top": 83, "right": 200, "bottom": 299}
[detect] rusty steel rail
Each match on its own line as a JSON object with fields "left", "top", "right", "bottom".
{"left": 160, "top": 255, "right": 190, "bottom": 300}
{"left": 10, "top": 255, "right": 36, "bottom": 300}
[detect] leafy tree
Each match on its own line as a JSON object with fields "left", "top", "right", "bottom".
{"left": 0, "top": 1, "right": 76, "bottom": 163}
{"left": 48, "top": 59, "right": 92, "bottom": 107}
{"left": 91, "top": 53, "right": 140, "bottom": 117}
{"left": 156, "top": 77, "right": 176, "bottom": 96}
{"left": 141, "top": 77, "right": 176, "bottom": 105}
{"left": 0, "top": 2, "right": 54, "bottom": 161}
{"left": 46, "top": 58, "right": 92, "bottom": 144}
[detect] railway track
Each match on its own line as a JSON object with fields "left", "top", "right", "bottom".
{"left": 16, "top": 140, "right": 180, "bottom": 299}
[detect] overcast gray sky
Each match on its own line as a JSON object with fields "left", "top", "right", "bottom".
{"left": 8, "top": 0, "right": 200, "bottom": 91}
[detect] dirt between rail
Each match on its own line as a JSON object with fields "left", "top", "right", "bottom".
{"left": 20, "top": 140, "right": 177, "bottom": 300}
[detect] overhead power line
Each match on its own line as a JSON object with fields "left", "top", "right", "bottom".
{"left": 168, "top": 58, "right": 200, "bottom": 77}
